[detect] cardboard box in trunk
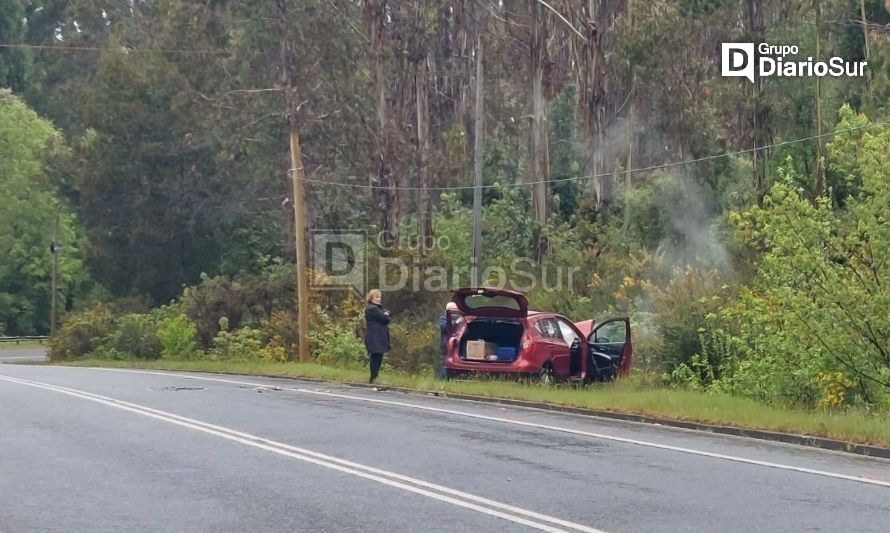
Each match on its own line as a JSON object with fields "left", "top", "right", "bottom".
{"left": 466, "top": 340, "right": 498, "bottom": 360}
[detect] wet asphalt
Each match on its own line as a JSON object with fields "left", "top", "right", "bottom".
{"left": 1, "top": 351, "right": 888, "bottom": 532}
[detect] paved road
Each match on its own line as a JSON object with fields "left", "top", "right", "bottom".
{"left": 1, "top": 363, "right": 888, "bottom": 532}
{"left": 0, "top": 347, "right": 47, "bottom": 363}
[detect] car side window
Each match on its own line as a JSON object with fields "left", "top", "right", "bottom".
{"left": 556, "top": 319, "right": 580, "bottom": 346}
{"left": 595, "top": 321, "right": 627, "bottom": 344}
{"left": 535, "top": 318, "right": 563, "bottom": 341}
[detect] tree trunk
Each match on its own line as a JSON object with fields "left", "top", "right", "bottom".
{"left": 623, "top": 0, "right": 634, "bottom": 251}
{"left": 860, "top": 0, "right": 871, "bottom": 60}
{"left": 623, "top": 92, "right": 634, "bottom": 247}
{"left": 861, "top": 0, "right": 871, "bottom": 98}
{"left": 748, "top": 0, "right": 768, "bottom": 202}
{"left": 529, "top": 0, "right": 550, "bottom": 230}
{"left": 364, "top": 0, "right": 398, "bottom": 245}
{"left": 416, "top": 53, "right": 433, "bottom": 252}
{"left": 814, "top": 0, "right": 824, "bottom": 197}
{"left": 472, "top": 34, "right": 484, "bottom": 285}
{"left": 573, "top": 0, "right": 609, "bottom": 214}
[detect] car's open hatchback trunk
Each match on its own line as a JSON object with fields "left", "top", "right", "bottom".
{"left": 459, "top": 318, "right": 524, "bottom": 363}
{"left": 452, "top": 287, "right": 528, "bottom": 318}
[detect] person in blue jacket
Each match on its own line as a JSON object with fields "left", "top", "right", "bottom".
{"left": 438, "top": 302, "right": 462, "bottom": 378}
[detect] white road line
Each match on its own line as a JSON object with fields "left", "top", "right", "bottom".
{"left": 297, "top": 389, "right": 890, "bottom": 488}
{"left": 64, "top": 367, "right": 890, "bottom": 488}
{"left": 90, "top": 367, "right": 307, "bottom": 389}
{"left": 0, "top": 356, "right": 46, "bottom": 360}
{"left": 0, "top": 374, "right": 605, "bottom": 533}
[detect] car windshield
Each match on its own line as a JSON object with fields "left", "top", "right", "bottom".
{"left": 594, "top": 321, "right": 627, "bottom": 343}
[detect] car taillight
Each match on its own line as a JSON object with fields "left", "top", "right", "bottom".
{"left": 521, "top": 334, "right": 532, "bottom": 351}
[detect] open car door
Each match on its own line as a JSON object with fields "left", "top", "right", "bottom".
{"left": 581, "top": 317, "right": 632, "bottom": 380}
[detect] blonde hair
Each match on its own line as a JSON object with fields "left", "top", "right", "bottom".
{"left": 366, "top": 289, "right": 382, "bottom": 302}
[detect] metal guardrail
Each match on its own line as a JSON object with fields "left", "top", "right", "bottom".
{"left": 0, "top": 336, "right": 49, "bottom": 345}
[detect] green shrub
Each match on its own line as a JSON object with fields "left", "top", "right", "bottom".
{"left": 706, "top": 125, "right": 890, "bottom": 407}
{"left": 650, "top": 267, "right": 729, "bottom": 373}
{"left": 309, "top": 312, "right": 449, "bottom": 375}
{"left": 261, "top": 310, "right": 300, "bottom": 361}
{"left": 157, "top": 314, "right": 199, "bottom": 359}
{"left": 388, "top": 318, "right": 439, "bottom": 375}
{"left": 95, "top": 313, "right": 162, "bottom": 360}
{"left": 48, "top": 305, "right": 115, "bottom": 360}
{"left": 206, "top": 320, "right": 269, "bottom": 361}
{"left": 181, "top": 263, "right": 295, "bottom": 348}
{"left": 311, "top": 315, "right": 366, "bottom": 369}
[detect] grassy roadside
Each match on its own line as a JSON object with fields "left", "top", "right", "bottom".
{"left": 56, "top": 358, "right": 890, "bottom": 448}
{"left": 0, "top": 341, "right": 46, "bottom": 350}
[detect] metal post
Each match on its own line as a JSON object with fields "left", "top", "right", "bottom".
{"left": 50, "top": 211, "right": 59, "bottom": 336}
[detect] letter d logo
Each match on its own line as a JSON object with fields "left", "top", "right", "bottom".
{"left": 722, "top": 43, "right": 755, "bottom": 83}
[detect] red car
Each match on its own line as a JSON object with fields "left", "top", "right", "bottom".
{"left": 443, "top": 287, "right": 633, "bottom": 382}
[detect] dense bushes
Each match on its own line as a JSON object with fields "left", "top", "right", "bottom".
{"left": 49, "top": 306, "right": 163, "bottom": 361}
{"left": 388, "top": 319, "right": 440, "bottom": 375}
{"left": 47, "top": 111, "right": 889, "bottom": 410}
{"left": 310, "top": 316, "right": 366, "bottom": 369}
{"left": 699, "top": 113, "right": 890, "bottom": 409}
{"left": 180, "top": 263, "right": 296, "bottom": 347}
{"left": 649, "top": 267, "right": 732, "bottom": 382}
{"left": 48, "top": 304, "right": 115, "bottom": 360}
{"left": 95, "top": 313, "right": 163, "bottom": 360}
{"left": 157, "top": 314, "right": 199, "bottom": 359}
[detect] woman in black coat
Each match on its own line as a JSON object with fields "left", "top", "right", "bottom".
{"left": 364, "top": 289, "right": 391, "bottom": 384}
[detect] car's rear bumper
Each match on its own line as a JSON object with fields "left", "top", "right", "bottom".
{"left": 443, "top": 355, "right": 537, "bottom": 373}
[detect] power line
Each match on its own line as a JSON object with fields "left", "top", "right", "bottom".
{"left": 811, "top": 18, "right": 890, "bottom": 32}
{"left": 293, "top": 118, "right": 890, "bottom": 191}
{"left": 0, "top": 15, "right": 882, "bottom": 57}
{"left": 0, "top": 43, "right": 228, "bottom": 54}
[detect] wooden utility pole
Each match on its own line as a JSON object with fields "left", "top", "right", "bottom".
{"left": 289, "top": 125, "right": 310, "bottom": 362}
{"left": 277, "top": 0, "right": 309, "bottom": 362}
{"left": 472, "top": 35, "right": 484, "bottom": 287}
